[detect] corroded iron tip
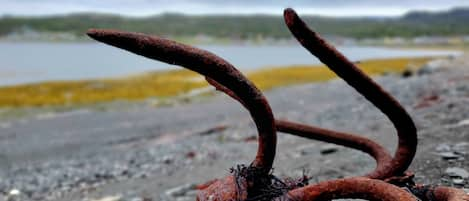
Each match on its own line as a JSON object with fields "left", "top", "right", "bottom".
{"left": 283, "top": 8, "right": 295, "bottom": 15}
{"left": 86, "top": 28, "right": 100, "bottom": 37}
{"left": 85, "top": 28, "right": 277, "bottom": 172}
{"left": 283, "top": 7, "right": 417, "bottom": 180}
{"left": 287, "top": 177, "right": 417, "bottom": 201}
{"left": 283, "top": 8, "right": 298, "bottom": 24}
{"left": 86, "top": 28, "right": 120, "bottom": 41}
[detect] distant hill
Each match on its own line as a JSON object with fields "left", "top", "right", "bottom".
{"left": 403, "top": 8, "right": 469, "bottom": 21}
{"left": 1, "top": 7, "right": 468, "bottom": 40}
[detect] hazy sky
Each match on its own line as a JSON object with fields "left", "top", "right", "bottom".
{"left": 2, "top": 0, "right": 469, "bottom": 17}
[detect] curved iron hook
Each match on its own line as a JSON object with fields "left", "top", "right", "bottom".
{"left": 276, "top": 120, "right": 392, "bottom": 179}
{"left": 206, "top": 77, "right": 392, "bottom": 179}
{"left": 430, "top": 186, "right": 469, "bottom": 201}
{"left": 285, "top": 177, "right": 417, "bottom": 201}
{"left": 408, "top": 185, "right": 469, "bottom": 201}
{"left": 87, "top": 29, "right": 277, "bottom": 172}
{"left": 283, "top": 8, "right": 417, "bottom": 179}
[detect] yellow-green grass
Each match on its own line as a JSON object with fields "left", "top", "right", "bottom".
{"left": 248, "top": 57, "right": 432, "bottom": 90}
{"left": 0, "top": 57, "right": 434, "bottom": 108}
{"left": 0, "top": 70, "right": 207, "bottom": 107}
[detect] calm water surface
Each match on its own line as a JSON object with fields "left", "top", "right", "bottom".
{"left": 0, "top": 42, "right": 461, "bottom": 86}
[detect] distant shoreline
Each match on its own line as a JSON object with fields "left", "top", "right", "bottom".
{"left": 2, "top": 7, "right": 469, "bottom": 40}
{"left": 0, "top": 57, "right": 436, "bottom": 109}
{"left": 2, "top": 34, "right": 469, "bottom": 48}
{"left": 0, "top": 42, "right": 460, "bottom": 87}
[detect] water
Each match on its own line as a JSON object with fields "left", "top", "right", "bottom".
{"left": 0, "top": 42, "right": 461, "bottom": 86}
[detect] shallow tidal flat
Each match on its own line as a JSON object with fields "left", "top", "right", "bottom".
{"left": 0, "top": 57, "right": 433, "bottom": 108}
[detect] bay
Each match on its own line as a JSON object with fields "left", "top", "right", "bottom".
{"left": 0, "top": 42, "right": 460, "bottom": 86}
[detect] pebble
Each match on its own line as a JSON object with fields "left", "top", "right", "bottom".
{"left": 436, "top": 144, "right": 452, "bottom": 152}
{"left": 417, "top": 59, "right": 445, "bottom": 75}
{"left": 88, "top": 195, "right": 122, "bottom": 201}
{"left": 295, "top": 144, "right": 314, "bottom": 156}
{"left": 320, "top": 145, "right": 339, "bottom": 155}
{"left": 457, "top": 119, "right": 469, "bottom": 126}
{"left": 436, "top": 152, "right": 463, "bottom": 160}
{"left": 165, "top": 183, "right": 196, "bottom": 197}
{"left": 452, "top": 178, "right": 465, "bottom": 185}
{"left": 8, "top": 189, "right": 20, "bottom": 196}
{"left": 445, "top": 167, "right": 469, "bottom": 179}
{"left": 454, "top": 142, "right": 469, "bottom": 151}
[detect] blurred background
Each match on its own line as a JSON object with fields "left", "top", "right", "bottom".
{"left": 0, "top": 0, "right": 467, "bottom": 105}
{"left": 0, "top": 0, "right": 467, "bottom": 88}
{"left": 0, "top": 1, "right": 468, "bottom": 201}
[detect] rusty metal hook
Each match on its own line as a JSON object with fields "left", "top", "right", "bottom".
{"left": 283, "top": 8, "right": 468, "bottom": 201}
{"left": 87, "top": 29, "right": 277, "bottom": 172}
{"left": 86, "top": 10, "right": 468, "bottom": 200}
{"left": 206, "top": 77, "right": 392, "bottom": 179}
{"left": 283, "top": 8, "right": 417, "bottom": 180}
{"left": 285, "top": 177, "right": 417, "bottom": 201}
{"left": 87, "top": 29, "right": 282, "bottom": 200}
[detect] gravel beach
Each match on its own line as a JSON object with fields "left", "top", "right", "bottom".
{"left": 1, "top": 55, "right": 468, "bottom": 201}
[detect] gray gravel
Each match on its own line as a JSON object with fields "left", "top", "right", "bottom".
{"left": 1, "top": 55, "right": 468, "bottom": 201}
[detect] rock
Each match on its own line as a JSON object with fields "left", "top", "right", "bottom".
{"left": 320, "top": 145, "right": 339, "bottom": 155}
{"left": 185, "top": 151, "right": 196, "bottom": 159}
{"left": 296, "top": 144, "right": 317, "bottom": 156}
{"left": 401, "top": 69, "right": 414, "bottom": 78}
{"left": 123, "top": 196, "right": 150, "bottom": 201}
{"left": 445, "top": 167, "right": 469, "bottom": 179}
{"left": 454, "top": 142, "right": 469, "bottom": 151}
{"left": 8, "top": 189, "right": 20, "bottom": 196}
{"left": 457, "top": 119, "right": 469, "bottom": 127}
{"left": 165, "top": 183, "right": 196, "bottom": 197}
{"left": 163, "top": 156, "right": 173, "bottom": 165}
{"left": 417, "top": 60, "right": 445, "bottom": 75}
{"left": 127, "top": 198, "right": 143, "bottom": 201}
{"left": 414, "top": 95, "right": 440, "bottom": 109}
{"left": 175, "top": 197, "right": 193, "bottom": 201}
{"left": 452, "top": 178, "right": 465, "bottom": 185}
{"left": 437, "top": 152, "right": 462, "bottom": 160}
{"left": 197, "top": 125, "right": 228, "bottom": 136}
{"left": 436, "top": 144, "right": 451, "bottom": 152}
{"left": 89, "top": 195, "right": 122, "bottom": 201}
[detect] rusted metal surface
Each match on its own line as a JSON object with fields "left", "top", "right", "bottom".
{"left": 285, "top": 177, "right": 416, "bottom": 201}
{"left": 406, "top": 185, "right": 469, "bottom": 201}
{"left": 430, "top": 186, "right": 469, "bottom": 201}
{"left": 207, "top": 76, "right": 393, "bottom": 179}
{"left": 196, "top": 175, "right": 247, "bottom": 201}
{"left": 87, "top": 7, "right": 468, "bottom": 201}
{"left": 283, "top": 8, "right": 417, "bottom": 180}
{"left": 282, "top": 8, "right": 466, "bottom": 201}
{"left": 87, "top": 29, "right": 277, "bottom": 172}
{"left": 88, "top": 29, "right": 279, "bottom": 200}
{"left": 275, "top": 120, "right": 392, "bottom": 179}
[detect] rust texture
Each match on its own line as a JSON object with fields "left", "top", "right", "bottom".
{"left": 285, "top": 177, "right": 417, "bottom": 201}
{"left": 275, "top": 120, "right": 392, "bottom": 179}
{"left": 206, "top": 77, "right": 392, "bottom": 179}
{"left": 283, "top": 8, "right": 417, "bottom": 180}
{"left": 87, "top": 7, "right": 468, "bottom": 201}
{"left": 87, "top": 29, "right": 277, "bottom": 172}
{"left": 430, "top": 186, "right": 469, "bottom": 201}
